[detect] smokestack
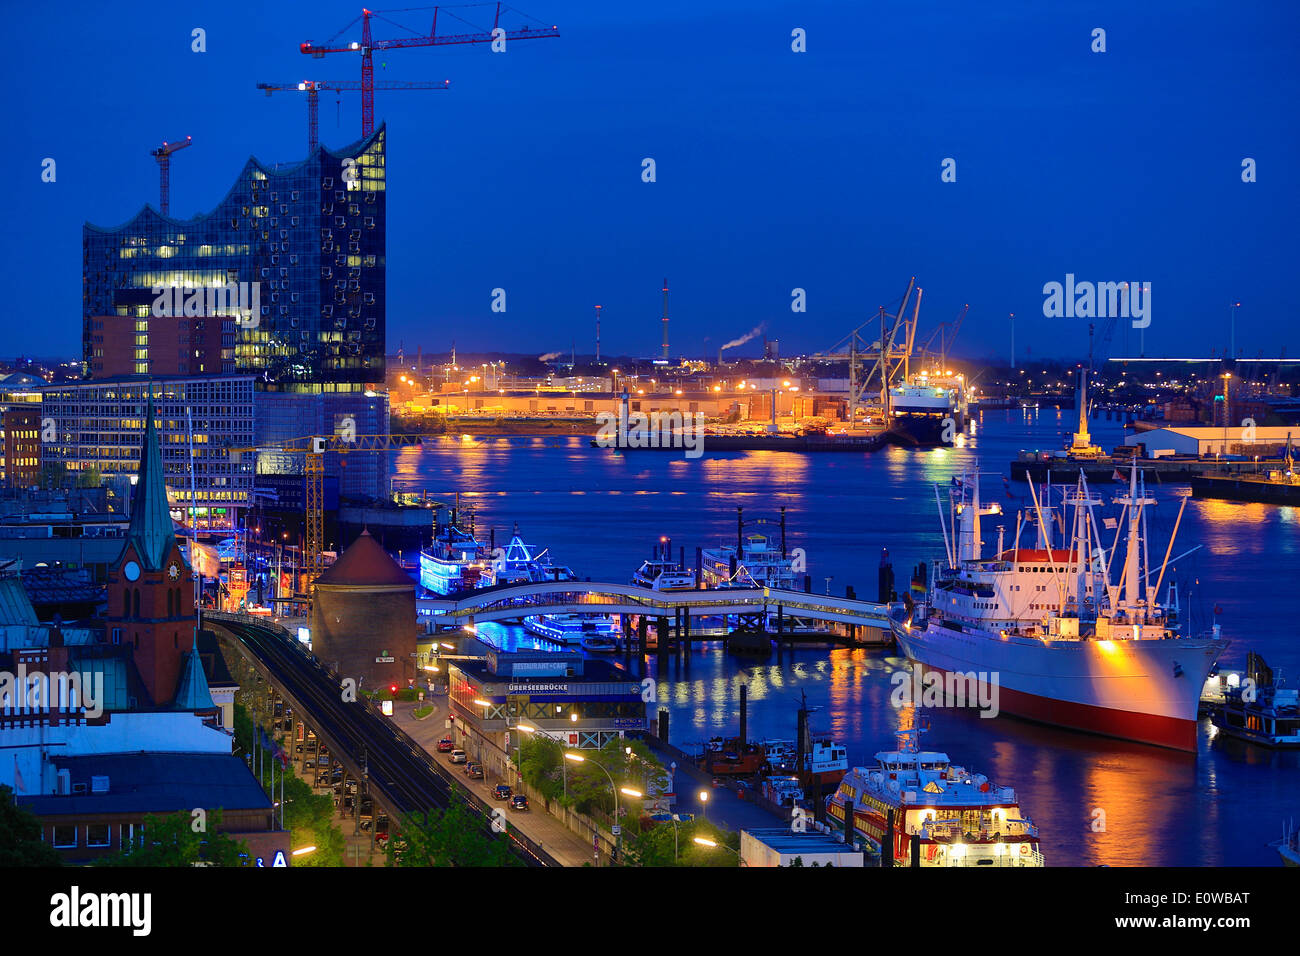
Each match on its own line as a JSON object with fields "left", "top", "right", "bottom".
{"left": 595, "top": 304, "right": 602, "bottom": 364}
{"left": 661, "top": 278, "right": 669, "bottom": 361}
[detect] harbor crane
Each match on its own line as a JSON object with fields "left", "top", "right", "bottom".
{"left": 809, "top": 278, "right": 919, "bottom": 425}
{"left": 300, "top": 4, "right": 560, "bottom": 140}
{"left": 150, "top": 136, "right": 192, "bottom": 217}
{"left": 257, "top": 79, "right": 450, "bottom": 153}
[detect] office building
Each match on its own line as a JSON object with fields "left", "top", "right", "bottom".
{"left": 83, "top": 128, "right": 387, "bottom": 392}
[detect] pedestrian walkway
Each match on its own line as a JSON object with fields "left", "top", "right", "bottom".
{"left": 388, "top": 695, "right": 600, "bottom": 867}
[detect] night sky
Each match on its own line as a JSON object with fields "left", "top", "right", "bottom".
{"left": 7, "top": 0, "right": 1298, "bottom": 363}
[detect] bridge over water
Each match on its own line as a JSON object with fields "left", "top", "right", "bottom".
{"left": 417, "top": 581, "right": 897, "bottom": 631}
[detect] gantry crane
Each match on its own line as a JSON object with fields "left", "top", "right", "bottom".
{"left": 300, "top": 4, "right": 559, "bottom": 139}
{"left": 150, "top": 136, "right": 192, "bottom": 217}
{"left": 257, "top": 79, "right": 450, "bottom": 153}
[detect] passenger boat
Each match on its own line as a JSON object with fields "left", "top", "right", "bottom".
{"left": 1271, "top": 819, "right": 1300, "bottom": 866}
{"left": 631, "top": 558, "right": 696, "bottom": 591}
{"left": 1211, "top": 652, "right": 1300, "bottom": 747}
{"left": 580, "top": 635, "right": 619, "bottom": 653}
{"left": 826, "top": 726, "right": 1044, "bottom": 867}
{"left": 894, "top": 464, "right": 1228, "bottom": 751}
{"left": 701, "top": 525, "right": 799, "bottom": 590}
{"left": 418, "top": 513, "right": 491, "bottom": 595}
{"left": 523, "top": 613, "right": 621, "bottom": 646}
{"left": 485, "top": 531, "right": 577, "bottom": 586}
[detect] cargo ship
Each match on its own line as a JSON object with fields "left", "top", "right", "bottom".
{"left": 886, "top": 369, "right": 969, "bottom": 446}
{"left": 826, "top": 726, "right": 1044, "bottom": 867}
{"left": 893, "top": 465, "right": 1228, "bottom": 751}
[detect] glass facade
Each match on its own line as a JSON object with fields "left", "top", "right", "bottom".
{"left": 39, "top": 377, "right": 256, "bottom": 529}
{"left": 83, "top": 128, "right": 387, "bottom": 392}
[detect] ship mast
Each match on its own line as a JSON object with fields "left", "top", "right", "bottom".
{"left": 1111, "top": 462, "right": 1156, "bottom": 623}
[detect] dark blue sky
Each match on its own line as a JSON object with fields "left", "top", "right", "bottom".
{"left": 8, "top": 0, "right": 1298, "bottom": 362}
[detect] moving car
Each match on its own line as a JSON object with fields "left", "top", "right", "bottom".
{"left": 449, "top": 749, "right": 467, "bottom": 764}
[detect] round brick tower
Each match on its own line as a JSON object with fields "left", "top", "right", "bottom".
{"left": 312, "top": 529, "right": 417, "bottom": 691}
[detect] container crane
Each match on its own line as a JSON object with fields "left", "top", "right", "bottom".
{"left": 150, "top": 136, "right": 192, "bottom": 217}
{"left": 300, "top": 4, "right": 559, "bottom": 139}
{"left": 257, "top": 79, "right": 451, "bottom": 153}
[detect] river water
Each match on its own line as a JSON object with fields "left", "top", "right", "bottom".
{"left": 391, "top": 408, "right": 1299, "bottom": 866}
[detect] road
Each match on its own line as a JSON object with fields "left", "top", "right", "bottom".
{"left": 213, "top": 617, "right": 557, "bottom": 866}
{"left": 392, "top": 694, "right": 605, "bottom": 867}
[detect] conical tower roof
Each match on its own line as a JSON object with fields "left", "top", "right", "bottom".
{"left": 123, "top": 387, "right": 177, "bottom": 571}
{"left": 173, "top": 635, "right": 215, "bottom": 711}
{"left": 315, "top": 529, "right": 412, "bottom": 588}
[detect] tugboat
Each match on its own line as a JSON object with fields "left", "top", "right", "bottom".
{"left": 1211, "top": 652, "right": 1300, "bottom": 747}
{"left": 826, "top": 724, "right": 1044, "bottom": 867}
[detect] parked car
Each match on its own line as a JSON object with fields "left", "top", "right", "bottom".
{"left": 436, "top": 738, "right": 454, "bottom": 753}
{"left": 493, "top": 784, "right": 512, "bottom": 800}
{"left": 449, "top": 749, "right": 467, "bottom": 764}
{"left": 510, "top": 794, "right": 529, "bottom": 812}
{"left": 465, "top": 762, "right": 484, "bottom": 780}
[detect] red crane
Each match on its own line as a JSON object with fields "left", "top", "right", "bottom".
{"left": 257, "top": 79, "right": 450, "bottom": 153}
{"left": 150, "top": 136, "right": 192, "bottom": 217}
{"left": 300, "top": 4, "right": 559, "bottom": 139}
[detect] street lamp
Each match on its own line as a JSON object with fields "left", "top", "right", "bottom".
{"left": 698, "top": 789, "right": 709, "bottom": 820}
{"left": 693, "top": 836, "right": 745, "bottom": 866}
{"left": 566, "top": 752, "right": 627, "bottom": 864}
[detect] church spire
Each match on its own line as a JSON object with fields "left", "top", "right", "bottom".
{"left": 173, "top": 634, "right": 215, "bottom": 712}
{"left": 124, "top": 384, "right": 176, "bottom": 570}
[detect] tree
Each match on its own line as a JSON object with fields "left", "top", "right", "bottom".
{"left": 622, "top": 817, "right": 739, "bottom": 867}
{"left": 0, "top": 786, "right": 62, "bottom": 867}
{"left": 518, "top": 734, "right": 564, "bottom": 804}
{"left": 386, "top": 795, "right": 522, "bottom": 867}
{"left": 95, "top": 810, "right": 249, "bottom": 867}
{"left": 233, "top": 703, "right": 344, "bottom": 867}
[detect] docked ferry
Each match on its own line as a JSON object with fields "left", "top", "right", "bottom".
{"left": 523, "top": 613, "right": 621, "bottom": 646}
{"left": 826, "top": 726, "right": 1044, "bottom": 867}
{"left": 701, "top": 530, "right": 799, "bottom": 589}
{"left": 1211, "top": 652, "right": 1300, "bottom": 747}
{"left": 418, "top": 518, "right": 491, "bottom": 595}
{"left": 894, "top": 465, "right": 1228, "bottom": 751}
{"left": 631, "top": 558, "right": 696, "bottom": 591}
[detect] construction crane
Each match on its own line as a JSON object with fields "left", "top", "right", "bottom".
{"left": 150, "top": 136, "right": 192, "bottom": 217}
{"left": 228, "top": 433, "right": 438, "bottom": 585}
{"left": 300, "top": 4, "right": 560, "bottom": 139}
{"left": 257, "top": 79, "right": 450, "bottom": 153}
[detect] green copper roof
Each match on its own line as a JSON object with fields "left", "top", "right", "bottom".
{"left": 123, "top": 388, "right": 176, "bottom": 571}
{"left": 173, "top": 635, "right": 215, "bottom": 712}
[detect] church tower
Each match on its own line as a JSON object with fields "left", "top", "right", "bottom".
{"left": 106, "top": 388, "right": 195, "bottom": 707}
